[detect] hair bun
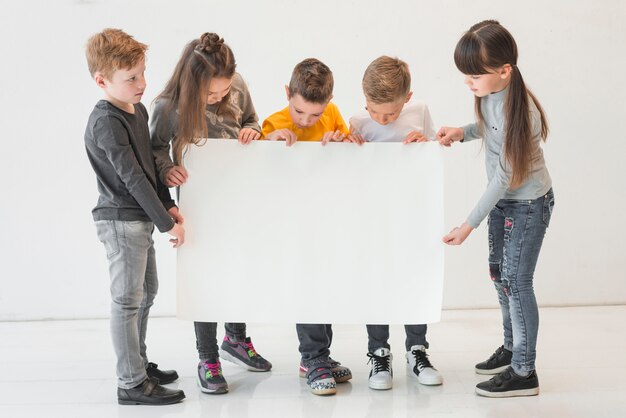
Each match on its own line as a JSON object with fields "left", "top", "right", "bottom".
{"left": 198, "top": 32, "right": 224, "bottom": 54}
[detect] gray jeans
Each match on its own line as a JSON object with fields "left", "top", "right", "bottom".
{"left": 95, "top": 220, "right": 158, "bottom": 389}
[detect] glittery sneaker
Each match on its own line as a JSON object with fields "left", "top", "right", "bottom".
{"left": 299, "top": 358, "right": 352, "bottom": 383}
{"left": 367, "top": 347, "right": 393, "bottom": 390}
{"left": 475, "top": 345, "right": 513, "bottom": 375}
{"left": 406, "top": 345, "right": 443, "bottom": 386}
{"left": 306, "top": 366, "right": 336, "bottom": 396}
{"left": 219, "top": 335, "right": 272, "bottom": 372}
{"left": 475, "top": 366, "right": 539, "bottom": 398}
{"left": 197, "top": 359, "right": 228, "bottom": 394}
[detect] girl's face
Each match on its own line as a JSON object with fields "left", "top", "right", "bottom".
{"left": 464, "top": 65, "right": 511, "bottom": 97}
{"left": 206, "top": 77, "right": 232, "bottom": 105}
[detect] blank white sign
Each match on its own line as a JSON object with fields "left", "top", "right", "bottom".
{"left": 177, "top": 139, "right": 444, "bottom": 324}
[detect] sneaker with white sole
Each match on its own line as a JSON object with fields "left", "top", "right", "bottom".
{"left": 406, "top": 345, "right": 443, "bottom": 386}
{"left": 306, "top": 366, "right": 336, "bottom": 396}
{"left": 299, "top": 358, "right": 352, "bottom": 383}
{"left": 367, "top": 347, "right": 393, "bottom": 390}
{"left": 197, "top": 359, "right": 228, "bottom": 394}
{"left": 475, "top": 345, "right": 512, "bottom": 375}
{"left": 219, "top": 335, "right": 272, "bottom": 372}
{"left": 475, "top": 366, "right": 539, "bottom": 398}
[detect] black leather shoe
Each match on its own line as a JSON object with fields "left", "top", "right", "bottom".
{"left": 146, "top": 362, "right": 179, "bottom": 385}
{"left": 118, "top": 376, "right": 185, "bottom": 405}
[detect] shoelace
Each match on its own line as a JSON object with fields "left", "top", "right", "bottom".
{"left": 204, "top": 361, "right": 222, "bottom": 377}
{"left": 244, "top": 341, "right": 258, "bottom": 357}
{"left": 367, "top": 352, "right": 391, "bottom": 373}
{"left": 411, "top": 349, "right": 434, "bottom": 370}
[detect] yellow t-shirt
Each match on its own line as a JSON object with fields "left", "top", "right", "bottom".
{"left": 261, "top": 102, "right": 349, "bottom": 141}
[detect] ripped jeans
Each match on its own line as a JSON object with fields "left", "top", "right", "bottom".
{"left": 487, "top": 189, "right": 554, "bottom": 375}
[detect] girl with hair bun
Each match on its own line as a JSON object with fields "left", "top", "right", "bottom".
{"left": 150, "top": 32, "right": 270, "bottom": 395}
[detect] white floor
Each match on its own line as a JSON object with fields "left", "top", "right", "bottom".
{"left": 1, "top": 306, "right": 625, "bottom": 418}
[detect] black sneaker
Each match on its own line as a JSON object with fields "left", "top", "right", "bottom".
{"left": 117, "top": 376, "right": 185, "bottom": 405}
{"left": 475, "top": 345, "right": 512, "bottom": 375}
{"left": 146, "top": 362, "right": 179, "bottom": 385}
{"left": 475, "top": 366, "right": 539, "bottom": 398}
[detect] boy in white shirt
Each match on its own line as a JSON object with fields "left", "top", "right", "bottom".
{"left": 348, "top": 56, "right": 443, "bottom": 390}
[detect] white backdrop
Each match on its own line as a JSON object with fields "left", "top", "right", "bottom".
{"left": 0, "top": 0, "right": 624, "bottom": 320}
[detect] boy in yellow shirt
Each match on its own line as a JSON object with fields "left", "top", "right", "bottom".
{"left": 262, "top": 58, "right": 349, "bottom": 146}
{"left": 261, "top": 58, "right": 352, "bottom": 396}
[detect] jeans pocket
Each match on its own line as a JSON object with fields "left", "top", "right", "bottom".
{"left": 95, "top": 220, "right": 120, "bottom": 259}
{"left": 542, "top": 190, "right": 555, "bottom": 227}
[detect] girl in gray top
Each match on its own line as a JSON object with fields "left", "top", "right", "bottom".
{"left": 437, "top": 20, "right": 554, "bottom": 398}
{"left": 149, "top": 33, "right": 271, "bottom": 395}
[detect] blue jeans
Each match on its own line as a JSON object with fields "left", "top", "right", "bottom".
{"left": 366, "top": 324, "right": 428, "bottom": 352}
{"left": 95, "top": 220, "right": 158, "bottom": 389}
{"left": 487, "top": 189, "right": 554, "bottom": 375}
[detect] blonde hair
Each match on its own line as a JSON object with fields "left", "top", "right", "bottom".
{"left": 288, "top": 58, "right": 333, "bottom": 104}
{"left": 362, "top": 56, "right": 411, "bottom": 104}
{"left": 85, "top": 28, "right": 147, "bottom": 79}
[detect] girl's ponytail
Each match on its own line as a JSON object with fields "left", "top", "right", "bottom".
{"left": 455, "top": 20, "right": 548, "bottom": 189}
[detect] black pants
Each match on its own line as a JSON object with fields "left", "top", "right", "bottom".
{"left": 366, "top": 324, "right": 428, "bottom": 352}
{"left": 296, "top": 323, "right": 333, "bottom": 367}
{"left": 194, "top": 321, "right": 247, "bottom": 360}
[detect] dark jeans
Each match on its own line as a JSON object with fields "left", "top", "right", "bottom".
{"left": 296, "top": 324, "right": 333, "bottom": 367}
{"left": 366, "top": 324, "right": 428, "bottom": 353}
{"left": 488, "top": 189, "right": 554, "bottom": 375}
{"left": 194, "top": 322, "right": 247, "bottom": 360}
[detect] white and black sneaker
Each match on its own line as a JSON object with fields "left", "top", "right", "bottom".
{"left": 367, "top": 347, "right": 393, "bottom": 390}
{"left": 406, "top": 345, "right": 443, "bottom": 386}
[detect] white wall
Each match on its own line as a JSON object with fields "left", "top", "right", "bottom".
{"left": 1, "top": 0, "right": 624, "bottom": 320}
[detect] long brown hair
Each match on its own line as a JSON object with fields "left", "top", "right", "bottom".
{"left": 454, "top": 20, "right": 548, "bottom": 188}
{"left": 155, "top": 32, "right": 236, "bottom": 164}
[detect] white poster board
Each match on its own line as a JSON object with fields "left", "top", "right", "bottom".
{"left": 177, "top": 140, "right": 444, "bottom": 324}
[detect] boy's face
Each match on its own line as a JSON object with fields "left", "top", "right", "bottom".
{"left": 285, "top": 88, "right": 330, "bottom": 129}
{"left": 95, "top": 59, "right": 146, "bottom": 111}
{"left": 365, "top": 92, "right": 412, "bottom": 125}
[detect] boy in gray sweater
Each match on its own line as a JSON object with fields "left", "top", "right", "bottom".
{"left": 84, "top": 28, "right": 185, "bottom": 406}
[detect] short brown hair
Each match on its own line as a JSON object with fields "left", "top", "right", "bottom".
{"left": 288, "top": 58, "right": 333, "bottom": 104}
{"left": 85, "top": 28, "right": 147, "bottom": 79}
{"left": 362, "top": 56, "right": 411, "bottom": 103}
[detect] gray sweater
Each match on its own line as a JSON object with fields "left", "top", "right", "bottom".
{"left": 84, "top": 100, "right": 175, "bottom": 233}
{"left": 462, "top": 87, "right": 552, "bottom": 228}
{"left": 150, "top": 73, "right": 260, "bottom": 183}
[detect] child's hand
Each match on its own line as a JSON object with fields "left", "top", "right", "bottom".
{"left": 266, "top": 129, "right": 297, "bottom": 146}
{"left": 168, "top": 206, "right": 184, "bottom": 225}
{"left": 442, "top": 222, "right": 473, "bottom": 245}
{"left": 167, "top": 222, "right": 185, "bottom": 248}
{"left": 238, "top": 128, "right": 261, "bottom": 145}
{"left": 437, "top": 127, "right": 464, "bottom": 147}
{"left": 321, "top": 130, "right": 346, "bottom": 146}
{"left": 403, "top": 131, "right": 428, "bottom": 144}
{"left": 347, "top": 133, "right": 365, "bottom": 146}
{"left": 165, "top": 165, "right": 189, "bottom": 187}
